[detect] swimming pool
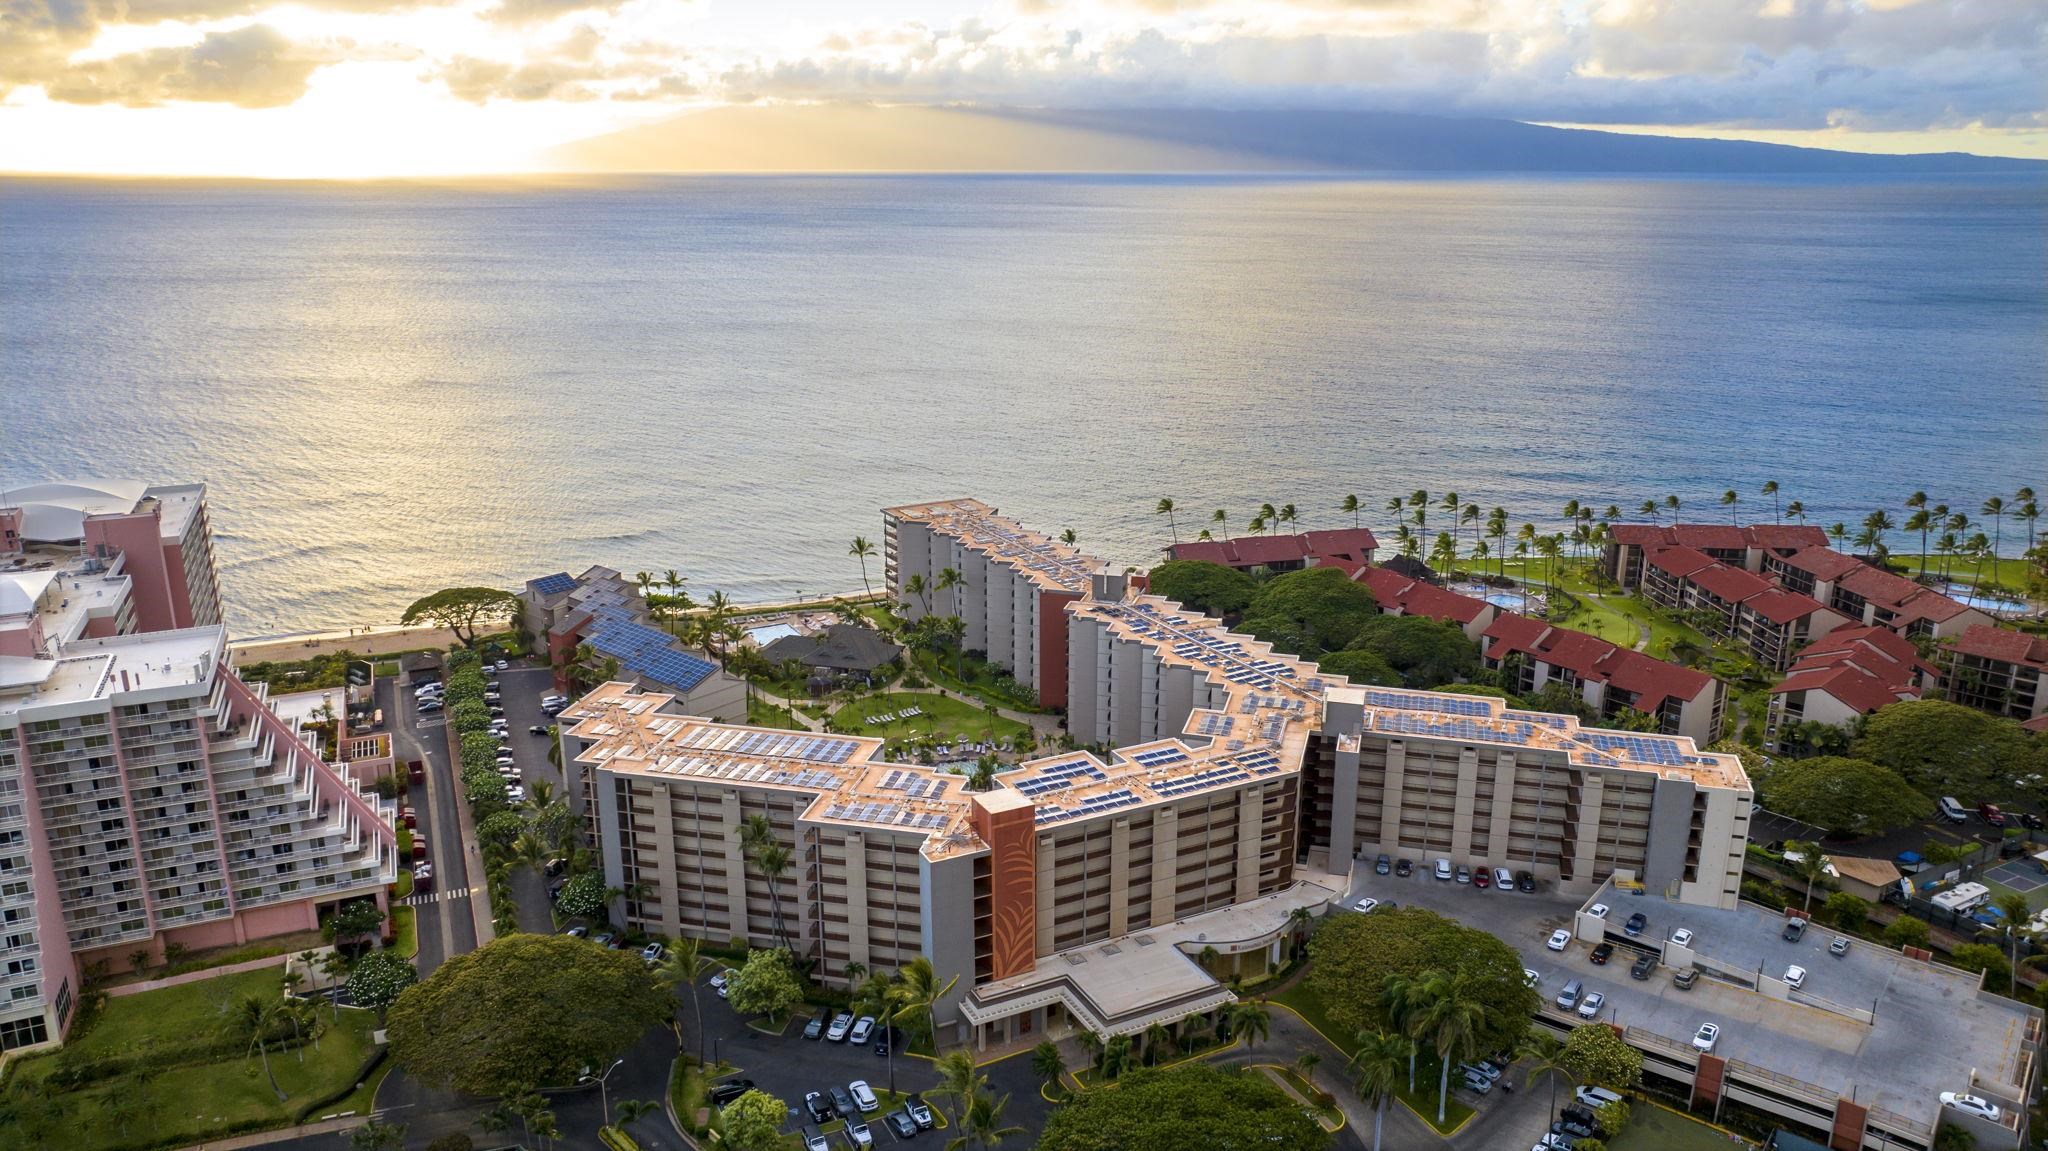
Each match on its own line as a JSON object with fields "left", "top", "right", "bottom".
{"left": 745, "top": 623, "right": 801, "bottom": 646}
{"left": 1936, "top": 584, "right": 2029, "bottom": 614}
{"left": 1449, "top": 583, "right": 1544, "bottom": 612}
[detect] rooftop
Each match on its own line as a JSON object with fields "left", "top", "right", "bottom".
{"left": 1770, "top": 626, "right": 1927, "bottom": 713}
{"left": 0, "top": 625, "right": 225, "bottom": 718}
{"left": 1610, "top": 523, "right": 1830, "bottom": 553}
{"left": 0, "top": 479, "right": 204, "bottom": 542}
{"left": 0, "top": 547, "right": 133, "bottom": 647}
{"left": 1345, "top": 563, "right": 1490, "bottom": 624}
{"left": 1482, "top": 612, "right": 1714, "bottom": 711}
{"left": 884, "top": 498, "right": 1102, "bottom": 594}
{"left": 1945, "top": 623, "right": 2048, "bottom": 668}
{"left": 1168, "top": 527, "right": 1379, "bottom": 570}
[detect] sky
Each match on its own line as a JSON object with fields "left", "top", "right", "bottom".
{"left": 0, "top": 0, "right": 2043, "bottom": 177}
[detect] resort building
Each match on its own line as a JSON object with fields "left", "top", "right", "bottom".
{"left": 1, "top": 480, "right": 224, "bottom": 635}
{"left": 1602, "top": 524, "right": 1830, "bottom": 590}
{"left": 1938, "top": 625, "right": 2048, "bottom": 724}
{"left": 1166, "top": 528, "right": 1378, "bottom": 574}
{"left": 883, "top": 499, "right": 1102, "bottom": 710}
{"left": 524, "top": 567, "right": 745, "bottom": 720}
{"left": 1338, "top": 563, "right": 1499, "bottom": 641}
{"left": 1636, "top": 545, "right": 1850, "bottom": 672}
{"left": 0, "top": 625, "right": 400, "bottom": 1055}
{"left": 1479, "top": 613, "right": 1726, "bottom": 743}
{"left": 568, "top": 528, "right": 1753, "bottom": 1052}
{"left": 758, "top": 623, "right": 904, "bottom": 685}
{"left": 1766, "top": 626, "right": 1929, "bottom": 746}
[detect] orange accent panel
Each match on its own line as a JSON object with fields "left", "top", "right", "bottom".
{"left": 971, "top": 802, "right": 1038, "bottom": 980}
{"left": 1830, "top": 1099, "right": 1868, "bottom": 1151}
{"left": 1693, "top": 1053, "right": 1726, "bottom": 1104}
{"left": 1039, "top": 590, "right": 1080, "bottom": 710}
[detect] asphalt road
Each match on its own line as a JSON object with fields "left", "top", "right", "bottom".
{"left": 493, "top": 665, "right": 566, "bottom": 934}
{"left": 381, "top": 673, "right": 477, "bottom": 975}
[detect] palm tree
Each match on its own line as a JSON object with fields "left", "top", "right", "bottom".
{"left": 1155, "top": 498, "right": 1180, "bottom": 545}
{"left": 1784, "top": 840, "right": 1832, "bottom": 911}
{"left": 935, "top": 566, "right": 964, "bottom": 618}
{"left": 664, "top": 568, "right": 685, "bottom": 601}
{"left": 615, "top": 1098, "right": 661, "bottom": 1130}
{"left": 948, "top": 1090, "right": 1024, "bottom": 1151}
{"left": 1487, "top": 507, "right": 1509, "bottom": 581}
{"left": 1225, "top": 998, "right": 1271, "bottom": 1050}
{"left": 1515, "top": 1031, "right": 1573, "bottom": 1118}
{"left": 1348, "top": 1029, "right": 1411, "bottom": 1151}
{"left": 750, "top": 840, "right": 793, "bottom": 950}
{"left": 1278, "top": 503, "right": 1298, "bottom": 534}
{"left": 1826, "top": 522, "right": 1850, "bottom": 551}
{"left": 850, "top": 537, "right": 878, "bottom": 600}
{"left": 903, "top": 574, "right": 931, "bottom": 616}
{"left": 1030, "top": 1039, "right": 1066, "bottom": 1096}
{"left": 1429, "top": 532, "right": 1457, "bottom": 577}
{"left": 229, "top": 994, "right": 288, "bottom": 1102}
{"left": 1991, "top": 891, "right": 2033, "bottom": 994}
{"left": 1060, "top": 528, "right": 1078, "bottom": 547}
{"left": 1719, "top": 490, "right": 1739, "bottom": 525}
{"left": 1460, "top": 502, "right": 1480, "bottom": 555}
{"left": 1258, "top": 503, "right": 1278, "bottom": 535}
{"left": 350, "top": 1119, "right": 406, "bottom": 1151}
{"left": 1638, "top": 499, "right": 1659, "bottom": 523}
{"left": 1865, "top": 510, "right": 1897, "bottom": 559}
{"left": 1664, "top": 493, "right": 1681, "bottom": 516}
{"left": 1342, "top": 494, "right": 1361, "bottom": 529}
{"left": 1536, "top": 534, "right": 1562, "bottom": 598}
{"left": 319, "top": 952, "right": 349, "bottom": 1024}
{"left": 1076, "top": 1028, "right": 1104, "bottom": 1068}
{"left": 656, "top": 937, "right": 704, "bottom": 1053}
{"left": 1295, "top": 1050, "right": 1322, "bottom": 1086}
{"left": 1211, "top": 508, "right": 1228, "bottom": 537}
{"left": 1143, "top": 1020, "right": 1173, "bottom": 1065}
{"left": 2016, "top": 489, "right": 2039, "bottom": 557}
{"left": 1412, "top": 971, "right": 1487, "bottom": 1124}
{"left": 891, "top": 956, "right": 959, "bottom": 1055}
{"left": 1248, "top": 512, "right": 1268, "bottom": 536}
{"left": 1384, "top": 496, "right": 1404, "bottom": 521}
{"left": 1470, "top": 539, "right": 1489, "bottom": 570}
{"left": 1906, "top": 510, "right": 1935, "bottom": 577}
{"left": 634, "top": 571, "right": 654, "bottom": 598}
{"left": 1786, "top": 499, "right": 1806, "bottom": 524}
{"left": 1983, "top": 496, "right": 2008, "bottom": 593}
{"left": 932, "top": 1048, "right": 986, "bottom": 1130}
{"left": 1936, "top": 531, "right": 1960, "bottom": 582}
{"left": 1762, "top": 480, "right": 1781, "bottom": 523}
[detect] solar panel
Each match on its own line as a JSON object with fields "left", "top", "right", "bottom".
{"left": 532, "top": 572, "right": 576, "bottom": 595}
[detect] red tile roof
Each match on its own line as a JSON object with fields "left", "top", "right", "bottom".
{"left": 1836, "top": 564, "right": 1942, "bottom": 611}
{"left": 1609, "top": 523, "right": 1829, "bottom": 552}
{"left": 1774, "top": 664, "right": 1918, "bottom": 715}
{"left": 1686, "top": 562, "right": 1774, "bottom": 604}
{"left": 1667, "top": 525, "right": 1751, "bottom": 551}
{"left": 1744, "top": 588, "right": 1830, "bottom": 626}
{"left": 1745, "top": 524, "right": 1832, "bottom": 550}
{"left": 1301, "top": 528, "right": 1380, "bottom": 560}
{"left": 1770, "top": 624, "right": 1927, "bottom": 715}
{"left": 1482, "top": 614, "right": 1713, "bottom": 711}
{"left": 1170, "top": 529, "right": 1377, "bottom": 569}
{"left": 2024, "top": 714, "right": 2048, "bottom": 735}
{"left": 1609, "top": 524, "right": 1671, "bottom": 547}
{"left": 1348, "top": 565, "right": 1489, "bottom": 625}
{"left": 1642, "top": 545, "right": 1719, "bottom": 578}
{"left": 1776, "top": 547, "right": 1866, "bottom": 581}
{"left": 1945, "top": 624, "right": 2048, "bottom": 669}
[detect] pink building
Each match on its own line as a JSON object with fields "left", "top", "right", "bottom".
{"left": 1, "top": 481, "right": 224, "bottom": 635}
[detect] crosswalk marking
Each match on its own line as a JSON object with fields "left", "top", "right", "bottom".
{"left": 401, "top": 889, "right": 473, "bottom": 906}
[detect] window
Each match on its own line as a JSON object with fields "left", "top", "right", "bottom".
{"left": 0, "top": 1015, "right": 46, "bottom": 1051}
{"left": 9, "top": 985, "right": 37, "bottom": 1002}
{"left": 4, "top": 958, "right": 33, "bottom": 977}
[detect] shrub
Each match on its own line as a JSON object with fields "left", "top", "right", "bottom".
{"left": 556, "top": 871, "right": 608, "bottom": 919}
{"left": 1884, "top": 915, "right": 1932, "bottom": 949}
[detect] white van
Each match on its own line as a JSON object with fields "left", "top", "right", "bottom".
{"left": 1938, "top": 796, "right": 1969, "bottom": 823}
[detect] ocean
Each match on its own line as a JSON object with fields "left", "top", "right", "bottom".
{"left": 3, "top": 174, "right": 2043, "bottom": 637}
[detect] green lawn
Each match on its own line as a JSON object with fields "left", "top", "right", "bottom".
{"left": 392, "top": 906, "right": 418, "bottom": 958}
{"left": 1891, "top": 554, "right": 2037, "bottom": 600}
{"left": 747, "top": 696, "right": 806, "bottom": 730}
{"left": 829, "top": 692, "right": 1029, "bottom": 748}
{"left": 1270, "top": 982, "right": 1472, "bottom": 1134}
{"left": 1609, "top": 1101, "right": 1757, "bottom": 1151}
{"left": 904, "top": 649, "right": 1049, "bottom": 715}
{"left": 2, "top": 968, "right": 382, "bottom": 1150}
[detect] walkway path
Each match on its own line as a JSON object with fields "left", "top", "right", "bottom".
{"left": 1229, "top": 1004, "right": 1442, "bottom": 1151}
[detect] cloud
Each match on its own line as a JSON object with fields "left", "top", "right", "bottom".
{"left": 481, "top": 0, "right": 629, "bottom": 27}
{"left": 40, "top": 23, "right": 336, "bottom": 106}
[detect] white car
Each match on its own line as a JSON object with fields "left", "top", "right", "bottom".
{"left": 1433, "top": 859, "right": 1453, "bottom": 880}
{"left": 1576, "top": 992, "right": 1605, "bottom": 1019}
{"left": 1940, "top": 1092, "right": 2002, "bottom": 1123}
{"left": 1523, "top": 969, "right": 1541, "bottom": 988}
{"left": 709, "top": 971, "right": 730, "bottom": 998}
{"left": 849, "top": 1016, "right": 876, "bottom": 1045}
{"left": 1353, "top": 897, "right": 1380, "bottom": 914}
{"left": 1669, "top": 928, "right": 1695, "bottom": 949}
{"left": 495, "top": 659, "right": 511, "bottom": 671}
{"left": 826, "top": 1012, "right": 854, "bottom": 1042}
{"left": 847, "top": 1123, "right": 874, "bottom": 1148}
{"left": 1692, "top": 1022, "right": 1720, "bottom": 1052}
{"left": 850, "top": 1079, "right": 879, "bottom": 1113}
{"left": 1586, "top": 903, "right": 1610, "bottom": 920}
{"left": 1784, "top": 965, "right": 1807, "bottom": 990}
{"left": 805, "top": 1134, "right": 829, "bottom": 1151}
{"left": 1493, "top": 867, "right": 1515, "bottom": 889}
{"left": 1546, "top": 929, "right": 1572, "bottom": 951}
{"left": 1576, "top": 1086, "right": 1623, "bottom": 1109}
{"left": 507, "top": 786, "right": 527, "bottom": 803}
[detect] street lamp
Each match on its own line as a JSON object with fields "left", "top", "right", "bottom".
{"left": 579, "top": 1058, "right": 625, "bottom": 1128}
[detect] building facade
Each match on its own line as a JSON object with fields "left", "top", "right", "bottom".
{"left": 1939, "top": 625, "right": 2048, "bottom": 724}
{"left": 1, "top": 480, "right": 223, "bottom": 635}
{"left": 1480, "top": 613, "right": 1726, "bottom": 743}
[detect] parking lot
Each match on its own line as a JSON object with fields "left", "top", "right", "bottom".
{"left": 695, "top": 986, "right": 1053, "bottom": 1148}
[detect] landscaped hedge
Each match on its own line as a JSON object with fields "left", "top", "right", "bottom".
{"left": 44, "top": 1022, "right": 314, "bottom": 1088}
{"left": 291, "top": 1046, "right": 388, "bottom": 1123}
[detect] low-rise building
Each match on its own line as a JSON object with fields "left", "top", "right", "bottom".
{"left": 1637, "top": 545, "right": 1850, "bottom": 672}
{"left": 1166, "top": 528, "right": 1378, "bottom": 573}
{"left": 1766, "top": 626, "right": 1929, "bottom": 746}
{"left": 523, "top": 567, "right": 745, "bottom": 719}
{"left": 1339, "top": 563, "right": 1498, "bottom": 641}
{"left": 1480, "top": 613, "right": 1725, "bottom": 743}
{"left": 1938, "top": 625, "right": 2048, "bottom": 724}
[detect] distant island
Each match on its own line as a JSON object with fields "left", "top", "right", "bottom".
{"left": 548, "top": 105, "right": 2048, "bottom": 175}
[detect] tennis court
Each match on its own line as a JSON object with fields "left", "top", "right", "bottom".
{"left": 1983, "top": 856, "right": 2048, "bottom": 895}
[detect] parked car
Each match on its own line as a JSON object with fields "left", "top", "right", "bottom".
{"left": 413, "top": 865, "right": 434, "bottom": 892}
{"left": 1546, "top": 929, "right": 1572, "bottom": 951}
{"left": 1395, "top": 858, "right": 1415, "bottom": 877}
{"left": 804, "top": 1092, "right": 835, "bottom": 1124}
{"left": 848, "top": 1122, "right": 874, "bottom": 1148}
{"left": 1622, "top": 911, "right": 1647, "bottom": 937}
{"left": 1783, "top": 918, "right": 1807, "bottom": 942}
{"left": 1516, "top": 871, "right": 1536, "bottom": 892}
{"left": 1669, "top": 928, "right": 1695, "bottom": 949}
{"left": 1576, "top": 1087, "right": 1623, "bottom": 1110}
{"left": 708, "top": 971, "right": 730, "bottom": 998}
{"left": 1577, "top": 992, "right": 1606, "bottom": 1019}
{"left": 412, "top": 838, "right": 427, "bottom": 860}
{"left": 1353, "top": 897, "right": 1380, "bottom": 914}
{"left": 1559, "top": 1105, "right": 1604, "bottom": 1133}
{"left": 1784, "top": 965, "right": 1807, "bottom": 990}
{"left": 1494, "top": 867, "right": 1515, "bottom": 889}
{"left": 885, "top": 1110, "right": 919, "bottom": 1139}
{"left": 1460, "top": 1069, "right": 1493, "bottom": 1094}
{"left": 1375, "top": 853, "right": 1392, "bottom": 875}
{"left": 2021, "top": 812, "right": 2044, "bottom": 831}
{"left": 529, "top": 724, "right": 551, "bottom": 736}
{"left": 828, "top": 1086, "right": 858, "bottom": 1117}
{"left": 827, "top": 1012, "right": 854, "bottom": 1042}
{"left": 507, "top": 785, "right": 527, "bottom": 803}
{"left": 850, "top": 1079, "right": 879, "bottom": 1113}
{"left": 408, "top": 760, "right": 425, "bottom": 783}
{"left": 1829, "top": 937, "right": 1851, "bottom": 957}
{"left": 805, "top": 1130, "right": 830, "bottom": 1151}
{"left": 708, "top": 1079, "right": 756, "bottom": 1107}
{"left": 565, "top": 925, "right": 589, "bottom": 939}
{"left": 400, "top": 806, "right": 417, "bottom": 829}
{"left": 874, "top": 1025, "right": 898, "bottom": 1056}
{"left": 641, "top": 942, "right": 666, "bottom": 965}
{"left": 1630, "top": 954, "right": 1656, "bottom": 980}
{"left": 1586, "top": 903, "right": 1609, "bottom": 920}
{"left": 1553, "top": 1114, "right": 1600, "bottom": 1139}
{"left": 1524, "top": 968, "right": 1541, "bottom": 988}
{"left": 906, "top": 1095, "right": 935, "bottom": 1128}
{"left": 592, "top": 931, "right": 620, "bottom": 949}
{"left": 1472, "top": 868, "right": 1491, "bottom": 889}
{"left": 1434, "top": 859, "right": 1453, "bottom": 880}
{"left": 1673, "top": 968, "right": 1698, "bottom": 990}
{"left": 1589, "top": 943, "right": 1614, "bottom": 965}
{"left": 1459, "top": 1061, "right": 1501, "bottom": 1083}
{"left": 1692, "top": 1023, "right": 1720, "bottom": 1052}
{"left": 416, "top": 698, "right": 443, "bottom": 714}
{"left": 849, "top": 1016, "right": 876, "bottom": 1045}
{"left": 804, "top": 1009, "right": 830, "bottom": 1040}
{"left": 1940, "top": 1093, "right": 2003, "bottom": 1122}
{"left": 544, "top": 857, "right": 567, "bottom": 877}
{"left": 494, "top": 659, "right": 511, "bottom": 672}
{"left": 1455, "top": 866, "right": 1472, "bottom": 885}
{"left": 1980, "top": 802, "right": 2007, "bottom": 827}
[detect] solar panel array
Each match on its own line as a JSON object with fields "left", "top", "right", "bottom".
{"left": 1577, "top": 732, "right": 1687, "bottom": 766}
{"left": 1376, "top": 712, "right": 1539, "bottom": 746}
{"left": 1035, "top": 788, "right": 1141, "bottom": 825}
{"left": 1153, "top": 765, "right": 1249, "bottom": 797}
{"left": 1194, "top": 714, "right": 1235, "bottom": 736}
{"left": 647, "top": 757, "right": 844, "bottom": 791}
{"left": 1503, "top": 710, "right": 1571, "bottom": 729}
{"left": 878, "top": 769, "right": 949, "bottom": 799}
{"left": 531, "top": 572, "right": 576, "bottom": 596}
{"left": 1363, "top": 690, "right": 1492, "bottom": 717}
{"left": 1010, "top": 758, "right": 1108, "bottom": 797}
{"left": 671, "top": 725, "right": 861, "bottom": 764}
{"left": 586, "top": 607, "right": 718, "bottom": 692}
{"left": 1127, "top": 746, "right": 1189, "bottom": 768}
{"left": 821, "top": 800, "right": 952, "bottom": 830}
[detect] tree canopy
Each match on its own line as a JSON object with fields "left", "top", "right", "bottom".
{"left": 1146, "top": 561, "right": 1260, "bottom": 618}
{"left": 1755, "top": 756, "right": 1932, "bottom": 837}
{"left": 1315, "top": 648, "right": 1402, "bottom": 686}
{"left": 1239, "top": 567, "right": 1381, "bottom": 657}
{"left": 386, "top": 934, "right": 672, "bottom": 1096}
{"left": 718, "top": 1090, "right": 789, "bottom": 1151}
{"left": 1035, "top": 1063, "right": 1327, "bottom": 1151}
{"left": 554, "top": 871, "right": 606, "bottom": 920}
{"left": 346, "top": 950, "right": 418, "bottom": 1012}
{"left": 400, "top": 587, "right": 520, "bottom": 648}
{"left": 1305, "top": 906, "right": 1536, "bottom": 1055}
{"left": 727, "top": 948, "right": 804, "bottom": 1019}
{"left": 1344, "top": 614, "right": 1480, "bottom": 688}
{"left": 1557, "top": 1023, "right": 1642, "bottom": 1089}
{"left": 1853, "top": 700, "right": 2043, "bottom": 801}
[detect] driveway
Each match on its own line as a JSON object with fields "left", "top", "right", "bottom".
{"left": 381, "top": 674, "right": 477, "bottom": 975}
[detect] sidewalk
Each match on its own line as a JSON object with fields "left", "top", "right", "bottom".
{"left": 173, "top": 1114, "right": 367, "bottom": 1151}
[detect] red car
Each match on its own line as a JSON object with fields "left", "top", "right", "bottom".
{"left": 1472, "top": 869, "right": 1492, "bottom": 889}
{"left": 1980, "top": 803, "right": 2007, "bottom": 828}
{"left": 412, "top": 838, "right": 427, "bottom": 861}
{"left": 408, "top": 759, "right": 425, "bottom": 784}
{"left": 400, "top": 807, "right": 417, "bottom": 829}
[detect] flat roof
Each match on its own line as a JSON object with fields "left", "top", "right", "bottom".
{"left": 0, "top": 626, "right": 224, "bottom": 719}
{"left": 0, "top": 548, "right": 133, "bottom": 646}
{"left": 883, "top": 498, "right": 1102, "bottom": 594}
{"left": 1588, "top": 879, "right": 2037, "bottom": 1125}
